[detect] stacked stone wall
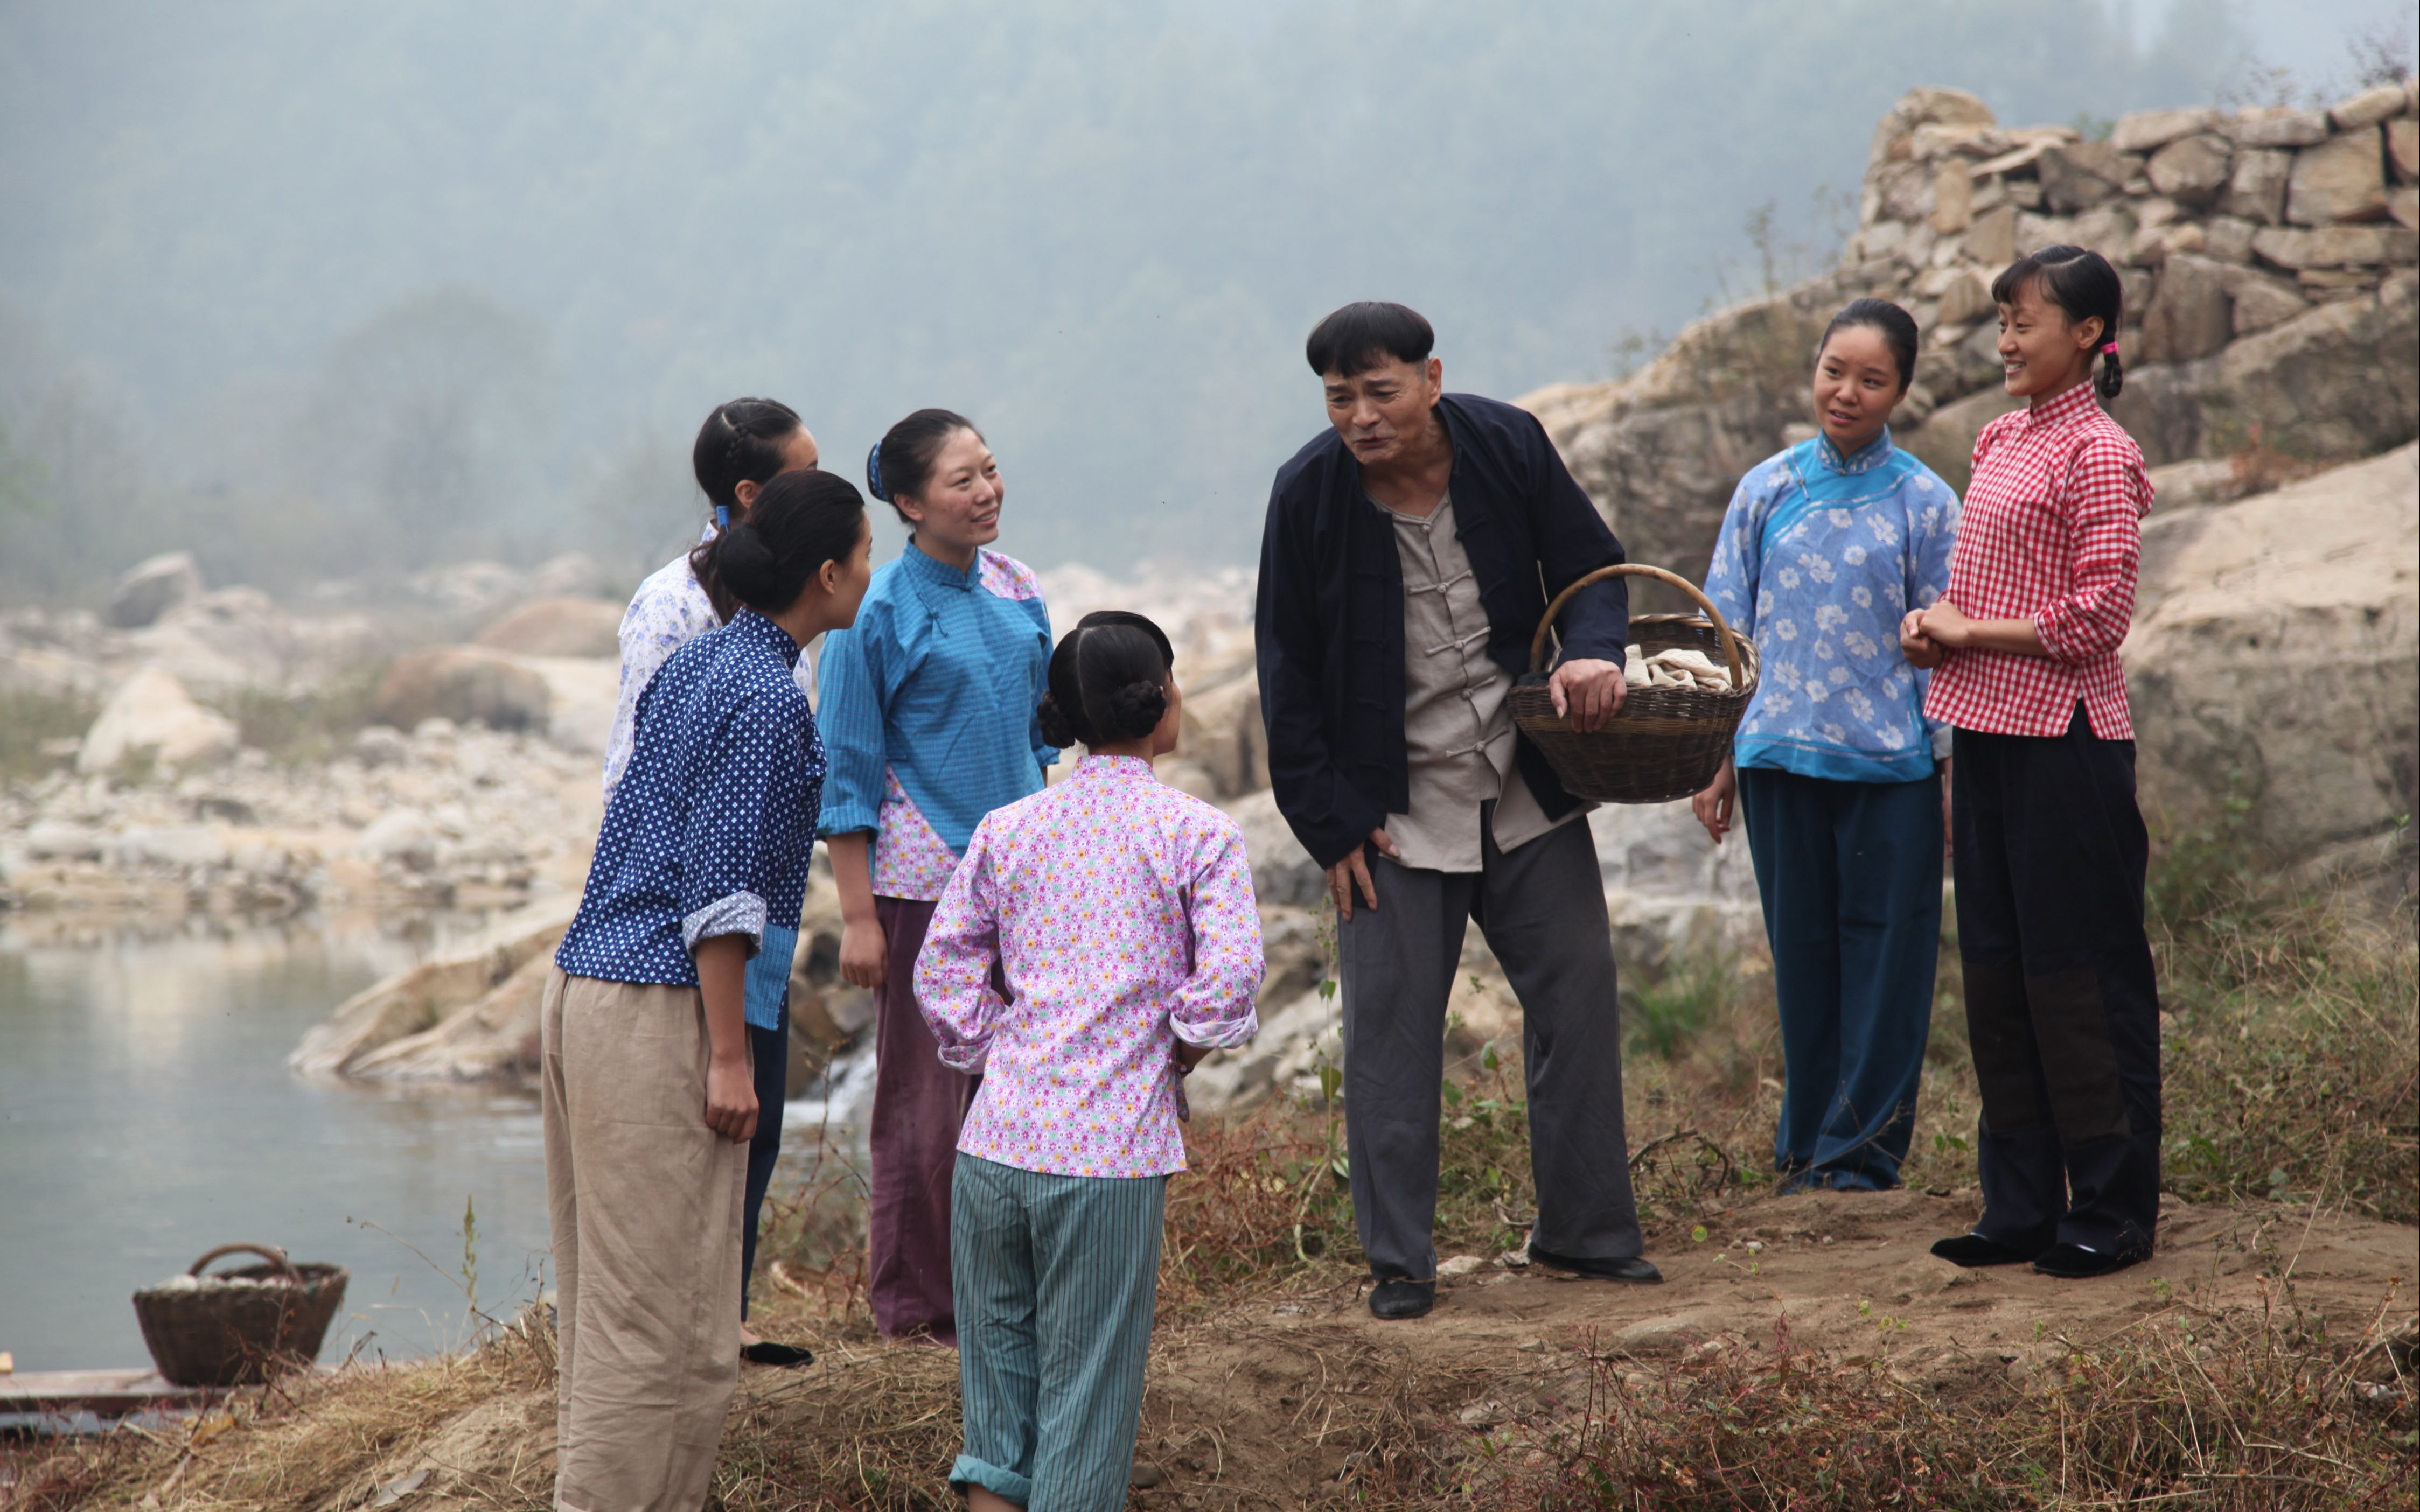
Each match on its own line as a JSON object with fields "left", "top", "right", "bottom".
{"left": 1525, "top": 81, "right": 2420, "bottom": 607}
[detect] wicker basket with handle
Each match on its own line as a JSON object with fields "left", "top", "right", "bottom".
{"left": 1506, "top": 563, "right": 1759, "bottom": 805}
{"left": 132, "top": 1243, "right": 349, "bottom": 1387}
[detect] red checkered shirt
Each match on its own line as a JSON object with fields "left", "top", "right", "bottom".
{"left": 1924, "top": 380, "right": 2154, "bottom": 740}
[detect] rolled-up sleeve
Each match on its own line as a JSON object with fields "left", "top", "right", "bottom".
{"left": 2032, "top": 438, "right": 2147, "bottom": 664}
{"left": 1168, "top": 822, "right": 1265, "bottom": 1049}
{"left": 814, "top": 621, "right": 888, "bottom": 837}
{"left": 915, "top": 823, "right": 1006, "bottom": 1074}
{"left": 675, "top": 697, "right": 778, "bottom": 957}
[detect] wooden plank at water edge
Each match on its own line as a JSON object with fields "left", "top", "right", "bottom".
{"left": 0, "top": 1368, "right": 225, "bottom": 1416}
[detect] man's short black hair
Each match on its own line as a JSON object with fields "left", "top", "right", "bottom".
{"left": 1305, "top": 301, "right": 1435, "bottom": 379}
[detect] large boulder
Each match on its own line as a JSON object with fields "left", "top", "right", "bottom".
{"left": 123, "top": 587, "right": 382, "bottom": 695}
{"left": 2112, "top": 270, "right": 2419, "bottom": 468}
{"left": 1222, "top": 788, "right": 1324, "bottom": 909}
{"left": 516, "top": 654, "right": 620, "bottom": 756}
{"left": 2125, "top": 444, "right": 2418, "bottom": 877}
{"left": 76, "top": 666, "right": 239, "bottom": 775}
{"left": 106, "top": 552, "right": 204, "bottom": 628}
{"left": 1524, "top": 287, "right": 1840, "bottom": 601}
{"left": 474, "top": 597, "right": 625, "bottom": 659}
{"left": 344, "top": 949, "right": 553, "bottom": 1083}
{"left": 1177, "top": 654, "right": 1269, "bottom": 798}
{"left": 1588, "top": 800, "right": 1766, "bottom": 972}
{"left": 289, "top": 897, "right": 577, "bottom": 1079}
{"left": 374, "top": 647, "right": 553, "bottom": 732}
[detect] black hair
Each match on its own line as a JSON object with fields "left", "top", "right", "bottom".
{"left": 1990, "top": 246, "right": 2125, "bottom": 401}
{"left": 1304, "top": 301, "right": 1435, "bottom": 379}
{"left": 689, "top": 396, "right": 805, "bottom": 619}
{"left": 866, "top": 408, "right": 981, "bottom": 526}
{"left": 1036, "top": 611, "right": 1175, "bottom": 748}
{"left": 1816, "top": 298, "right": 1920, "bottom": 392}
{"left": 702, "top": 468, "right": 866, "bottom": 619}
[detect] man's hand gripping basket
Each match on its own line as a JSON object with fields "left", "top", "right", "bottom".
{"left": 1506, "top": 564, "right": 1758, "bottom": 805}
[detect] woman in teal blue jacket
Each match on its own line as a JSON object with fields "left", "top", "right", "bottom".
{"left": 815, "top": 408, "right": 1055, "bottom": 1343}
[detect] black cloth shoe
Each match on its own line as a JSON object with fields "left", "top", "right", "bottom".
{"left": 1528, "top": 1246, "right": 1663, "bottom": 1284}
{"left": 2032, "top": 1243, "right": 2148, "bottom": 1279}
{"left": 740, "top": 1341, "right": 815, "bottom": 1367}
{"left": 1929, "top": 1233, "right": 2041, "bottom": 1268}
{"left": 1368, "top": 1278, "right": 1436, "bottom": 1320}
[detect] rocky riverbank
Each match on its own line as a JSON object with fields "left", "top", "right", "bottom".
{"left": 8, "top": 85, "right": 2414, "bottom": 1114}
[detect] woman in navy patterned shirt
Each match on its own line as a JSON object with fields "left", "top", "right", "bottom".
{"left": 544, "top": 469, "right": 871, "bottom": 1512}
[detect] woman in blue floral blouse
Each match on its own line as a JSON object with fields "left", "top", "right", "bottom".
{"left": 1693, "top": 298, "right": 1959, "bottom": 1193}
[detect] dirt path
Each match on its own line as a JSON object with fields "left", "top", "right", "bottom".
{"left": 1108, "top": 1191, "right": 2416, "bottom": 1505}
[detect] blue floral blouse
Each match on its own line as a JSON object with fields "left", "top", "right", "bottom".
{"left": 557, "top": 610, "right": 826, "bottom": 1000}
{"left": 1704, "top": 430, "right": 1958, "bottom": 784}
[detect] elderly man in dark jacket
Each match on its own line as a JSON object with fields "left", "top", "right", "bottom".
{"left": 1257, "top": 302, "right": 1659, "bottom": 1320}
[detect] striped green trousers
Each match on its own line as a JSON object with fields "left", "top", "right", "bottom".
{"left": 949, "top": 1153, "right": 1166, "bottom": 1510}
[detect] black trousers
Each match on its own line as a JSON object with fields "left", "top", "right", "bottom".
{"left": 740, "top": 1013, "right": 789, "bottom": 1319}
{"left": 1953, "top": 705, "right": 2161, "bottom": 1257}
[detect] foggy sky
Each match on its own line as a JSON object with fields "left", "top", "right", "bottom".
{"left": 0, "top": 0, "right": 2397, "bottom": 589}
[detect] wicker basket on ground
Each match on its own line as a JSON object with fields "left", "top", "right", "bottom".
{"left": 1507, "top": 563, "right": 1758, "bottom": 805}
{"left": 132, "top": 1243, "right": 348, "bottom": 1387}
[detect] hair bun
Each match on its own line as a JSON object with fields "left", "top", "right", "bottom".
{"left": 864, "top": 442, "right": 889, "bottom": 503}
{"left": 1035, "top": 690, "right": 1082, "bottom": 750}
{"left": 714, "top": 521, "right": 778, "bottom": 605}
{"left": 1102, "top": 679, "right": 1168, "bottom": 741}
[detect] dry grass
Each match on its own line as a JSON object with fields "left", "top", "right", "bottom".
{"left": 9, "top": 839, "right": 2411, "bottom": 1512}
{"left": 1453, "top": 1293, "right": 2418, "bottom": 1510}
{"left": 3, "top": 1314, "right": 558, "bottom": 1512}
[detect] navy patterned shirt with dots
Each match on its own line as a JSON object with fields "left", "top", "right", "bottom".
{"left": 556, "top": 608, "right": 826, "bottom": 989}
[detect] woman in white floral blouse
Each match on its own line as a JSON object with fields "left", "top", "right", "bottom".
{"left": 602, "top": 395, "right": 820, "bottom": 1366}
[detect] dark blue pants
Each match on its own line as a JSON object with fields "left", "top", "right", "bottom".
{"left": 740, "top": 1012, "right": 788, "bottom": 1320}
{"left": 1738, "top": 766, "right": 1942, "bottom": 1191}
{"left": 1952, "top": 708, "right": 2161, "bottom": 1258}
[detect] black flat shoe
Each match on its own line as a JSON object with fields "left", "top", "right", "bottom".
{"left": 1369, "top": 1278, "right": 1436, "bottom": 1320}
{"left": 740, "top": 1341, "right": 815, "bottom": 1367}
{"left": 2032, "top": 1243, "right": 2148, "bottom": 1279}
{"left": 1929, "top": 1233, "right": 2041, "bottom": 1268}
{"left": 1528, "top": 1246, "right": 1663, "bottom": 1284}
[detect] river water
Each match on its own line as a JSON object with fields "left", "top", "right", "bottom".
{"left": 0, "top": 918, "right": 554, "bottom": 1373}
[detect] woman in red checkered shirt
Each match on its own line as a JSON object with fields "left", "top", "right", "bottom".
{"left": 1898, "top": 246, "right": 2160, "bottom": 1282}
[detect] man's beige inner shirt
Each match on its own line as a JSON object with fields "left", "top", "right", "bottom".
{"left": 1378, "top": 490, "right": 1589, "bottom": 873}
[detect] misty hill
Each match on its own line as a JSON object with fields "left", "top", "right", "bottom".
{"left": 1, "top": 0, "right": 2255, "bottom": 593}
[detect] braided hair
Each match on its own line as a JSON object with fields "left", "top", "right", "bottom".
{"left": 1036, "top": 611, "right": 1175, "bottom": 749}
{"left": 688, "top": 396, "right": 804, "bottom": 621}
{"left": 1990, "top": 246, "right": 2125, "bottom": 402}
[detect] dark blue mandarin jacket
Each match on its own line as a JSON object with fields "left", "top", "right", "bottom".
{"left": 1254, "top": 392, "right": 1630, "bottom": 869}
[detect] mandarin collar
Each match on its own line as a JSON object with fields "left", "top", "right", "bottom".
{"left": 2023, "top": 380, "right": 2101, "bottom": 431}
{"left": 1815, "top": 427, "right": 1895, "bottom": 476}
{"left": 729, "top": 607, "right": 803, "bottom": 668}
{"left": 1075, "top": 752, "right": 1156, "bottom": 781}
{"left": 901, "top": 538, "right": 978, "bottom": 593}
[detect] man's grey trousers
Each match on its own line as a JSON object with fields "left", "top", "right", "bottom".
{"left": 1335, "top": 814, "right": 1644, "bottom": 1281}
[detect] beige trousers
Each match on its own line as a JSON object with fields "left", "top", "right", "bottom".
{"left": 541, "top": 969, "right": 747, "bottom": 1512}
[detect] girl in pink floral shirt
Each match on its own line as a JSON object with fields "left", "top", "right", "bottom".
{"left": 916, "top": 610, "right": 1261, "bottom": 1511}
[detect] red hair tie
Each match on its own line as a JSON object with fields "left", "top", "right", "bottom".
{"left": 2101, "top": 341, "right": 2119, "bottom": 355}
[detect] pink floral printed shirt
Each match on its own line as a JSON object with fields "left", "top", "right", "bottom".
{"left": 915, "top": 754, "right": 1264, "bottom": 1178}
{"left": 871, "top": 767, "right": 963, "bottom": 900}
